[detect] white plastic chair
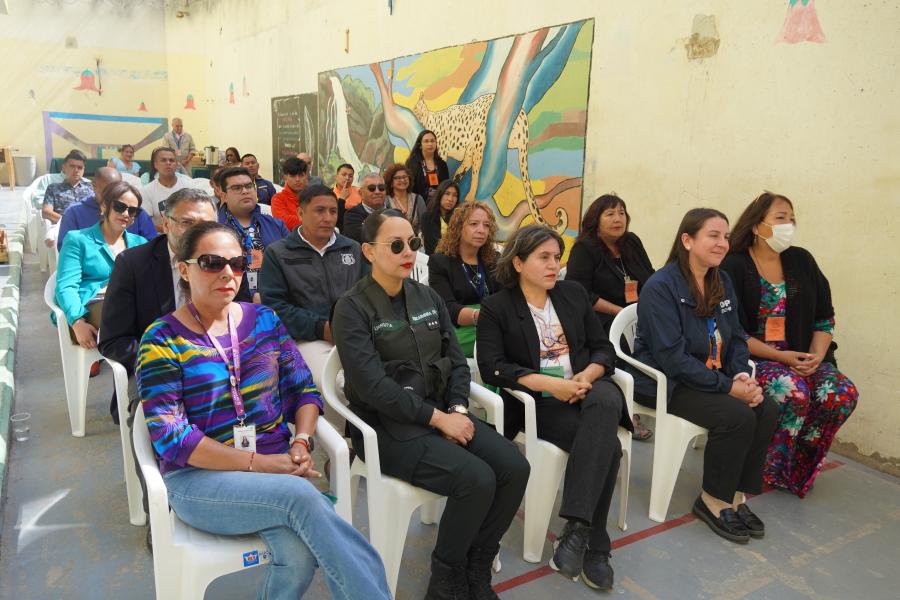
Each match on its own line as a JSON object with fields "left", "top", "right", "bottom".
{"left": 609, "top": 303, "right": 709, "bottom": 523}
{"left": 472, "top": 345, "right": 632, "bottom": 562}
{"left": 107, "top": 358, "right": 146, "bottom": 526}
{"left": 121, "top": 172, "right": 142, "bottom": 188}
{"left": 134, "top": 402, "right": 350, "bottom": 600}
{"left": 258, "top": 203, "right": 273, "bottom": 216}
{"left": 410, "top": 251, "right": 429, "bottom": 284}
{"left": 22, "top": 179, "right": 41, "bottom": 254}
{"left": 44, "top": 275, "right": 102, "bottom": 437}
{"left": 558, "top": 266, "right": 567, "bottom": 280}
{"left": 320, "top": 347, "right": 503, "bottom": 595}
{"left": 190, "top": 177, "right": 213, "bottom": 196}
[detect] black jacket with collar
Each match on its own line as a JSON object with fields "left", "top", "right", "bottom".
{"left": 477, "top": 280, "right": 630, "bottom": 438}
{"left": 720, "top": 247, "right": 837, "bottom": 365}
{"left": 342, "top": 203, "right": 372, "bottom": 244}
{"left": 427, "top": 252, "right": 500, "bottom": 325}
{"left": 566, "top": 232, "right": 655, "bottom": 332}
{"left": 98, "top": 234, "right": 251, "bottom": 374}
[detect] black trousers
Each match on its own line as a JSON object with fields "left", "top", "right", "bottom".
{"left": 359, "top": 417, "right": 530, "bottom": 567}
{"left": 638, "top": 385, "right": 778, "bottom": 502}
{"left": 535, "top": 380, "right": 623, "bottom": 552}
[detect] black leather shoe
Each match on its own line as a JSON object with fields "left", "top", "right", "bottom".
{"left": 550, "top": 520, "right": 592, "bottom": 580}
{"left": 692, "top": 496, "right": 750, "bottom": 544}
{"left": 736, "top": 504, "right": 765, "bottom": 538}
{"left": 581, "top": 549, "right": 614, "bottom": 591}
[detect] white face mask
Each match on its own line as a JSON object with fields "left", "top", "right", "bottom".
{"left": 760, "top": 222, "right": 795, "bottom": 253}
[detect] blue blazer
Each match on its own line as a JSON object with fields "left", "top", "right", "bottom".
{"left": 631, "top": 262, "right": 751, "bottom": 400}
{"left": 55, "top": 222, "right": 147, "bottom": 325}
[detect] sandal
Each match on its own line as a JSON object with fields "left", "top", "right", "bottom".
{"left": 632, "top": 415, "right": 653, "bottom": 442}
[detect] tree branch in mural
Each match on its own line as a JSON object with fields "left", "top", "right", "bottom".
{"left": 370, "top": 61, "right": 421, "bottom": 149}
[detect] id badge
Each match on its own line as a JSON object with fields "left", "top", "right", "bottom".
{"left": 427, "top": 172, "right": 439, "bottom": 186}
{"left": 624, "top": 279, "right": 638, "bottom": 304}
{"left": 247, "top": 271, "right": 258, "bottom": 291}
{"left": 540, "top": 365, "right": 565, "bottom": 398}
{"left": 765, "top": 316, "right": 786, "bottom": 342}
{"left": 233, "top": 424, "right": 257, "bottom": 452}
{"left": 250, "top": 249, "right": 264, "bottom": 270}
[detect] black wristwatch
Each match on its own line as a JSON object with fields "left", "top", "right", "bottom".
{"left": 447, "top": 404, "right": 469, "bottom": 415}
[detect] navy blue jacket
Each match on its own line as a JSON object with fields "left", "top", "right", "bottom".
{"left": 631, "top": 262, "right": 751, "bottom": 400}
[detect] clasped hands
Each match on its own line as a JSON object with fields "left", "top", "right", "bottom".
{"left": 730, "top": 372, "right": 764, "bottom": 407}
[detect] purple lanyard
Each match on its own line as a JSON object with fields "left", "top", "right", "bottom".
{"left": 187, "top": 303, "right": 246, "bottom": 423}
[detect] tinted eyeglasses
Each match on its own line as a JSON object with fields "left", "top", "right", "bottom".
{"left": 111, "top": 199, "right": 141, "bottom": 218}
{"left": 183, "top": 254, "right": 248, "bottom": 274}
{"left": 368, "top": 237, "right": 423, "bottom": 254}
{"left": 366, "top": 184, "right": 386, "bottom": 192}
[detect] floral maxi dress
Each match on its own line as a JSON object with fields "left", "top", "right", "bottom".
{"left": 752, "top": 278, "right": 858, "bottom": 498}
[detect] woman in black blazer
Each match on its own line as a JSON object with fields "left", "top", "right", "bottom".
{"left": 477, "top": 225, "right": 632, "bottom": 592}
{"left": 406, "top": 129, "right": 450, "bottom": 202}
{"left": 429, "top": 200, "right": 500, "bottom": 357}
{"left": 421, "top": 180, "right": 461, "bottom": 254}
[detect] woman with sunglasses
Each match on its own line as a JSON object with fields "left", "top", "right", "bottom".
{"left": 332, "top": 209, "right": 529, "bottom": 600}
{"left": 429, "top": 200, "right": 500, "bottom": 358}
{"left": 422, "top": 179, "right": 462, "bottom": 254}
{"left": 476, "top": 225, "right": 633, "bottom": 592}
{"left": 384, "top": 163, "right": 427, "bottom": 236}
{"left": 56, "top": 180, "right": 148, "bottom": 350}
{"left": 138, "top": 221, "right": 391, "bottom": 600}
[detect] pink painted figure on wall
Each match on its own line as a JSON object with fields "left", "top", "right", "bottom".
{"left": 138, "top": 101, "right": 148, "bottom": 112}
{"left": 184, "top": 94, "right": 196, "bottom": 110}
{"left": 73, "top": 69, "right": 100, "bottom": 92}
{"left": 228, "top": 82, "right": 235, "bottom": 104}
{"left": 779, "top": 0, "right": 826, "bottom": 44}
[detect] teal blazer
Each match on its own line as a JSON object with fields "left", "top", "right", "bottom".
{"left": 55, "top": 222, "right": 147, "bottom": 325}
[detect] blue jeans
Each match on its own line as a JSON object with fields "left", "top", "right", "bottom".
{"left": 164, "top": 467, "right": 391, "bottom": 600}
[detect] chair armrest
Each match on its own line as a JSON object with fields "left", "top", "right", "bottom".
{"left": 315, "top": 416, "right": 352, "bottom": 523}
{"left": 504, "top": 387, "right": 539, "bottom": 456}
{"left": 610, "top": 369, "right": 634, "bottom": 421}
{"left": 319, "top": 370, "right": 384, "bottom": 482}
{"left": 132, "top": 405, "right": 173, "bottom": 547}
{"left": 469, "top": 382, "right": 504, "bottom": 437}
{"left": 611, "top": 352, "right": 669, "bottom": 418}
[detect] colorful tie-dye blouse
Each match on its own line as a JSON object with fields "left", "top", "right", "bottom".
{"left": 138, "top": 302, "right": 323, "bottom": 473}
{"left": 750, "top": 277, "right": 834, "bottom": 349}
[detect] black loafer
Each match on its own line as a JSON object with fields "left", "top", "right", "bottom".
{"left": 692, "top": 496, "right": 750, "bottom": 544}
{"left": 736, "top": 504, "right": 765, "bottom": 538}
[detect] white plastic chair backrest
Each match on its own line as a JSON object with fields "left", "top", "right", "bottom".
{"left": 132, "top": 403, "right": 175, "bottom": 551}
{"left": 43, "top": 274, "right": 62, "bottom": 318}
{"left": 258, "top": 203, "right": 272, "bottom": 216}
{"left": 608, "top": 302, "right": 669, "bottom": 416}
{"left": 411, "top": 251, "right": 429, "bottom": 284}
{"left": 558, "top": 266, "right": 567, "bottom": 280}
{"left": 191, "top": 177, "right": 213, "bottom": 196}
{"left": 273, "top": 183, "right": 284, "bottom": 192}
{"left": 121, "top": 172, "right": 142, "bottom": 187}
{"left": 28, "top": 173, "right": 65, "bottom": 210}
{"left": 321, "top": 347, "right": 384, "bottom": 481}
{"left": 609, "top": 303, "right": 638, "bottom": 354}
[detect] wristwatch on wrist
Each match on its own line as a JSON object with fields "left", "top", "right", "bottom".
{"left": 292, "top": 433, "right": 315, "bottom": 452}
{"left": 447, "top": 404, "right": 469, "bottom": 416}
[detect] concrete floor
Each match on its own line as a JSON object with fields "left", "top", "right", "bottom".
{"left": 1, "top": 191, "right": 899, "bottom": 598}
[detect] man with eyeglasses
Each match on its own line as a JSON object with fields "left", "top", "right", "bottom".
{"left": 218, "top": 166, "right": 290, "bottom": 299}
{"left": 260, "top": 184, "right": 367, "bottom": 394}
{"left": 57, "top": 166, "right": 158, "bottom": 251}
{"left": 99, "top": 187, "right": 251, "bottom": 545}
{"left": 272, "top": 156, "right": 309, "bottom": 231}
{"left": 343, "top": 172, "right": 387, "bottom": 244}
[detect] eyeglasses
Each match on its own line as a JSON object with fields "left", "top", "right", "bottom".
{"left": 166, "top": 215, "right": 201, "bottom": 228}
{"left": 183, "top": 254, "right": 248, "bottom": 274}
{"left": 226, "top": 182, "right": 256, "bottom": 193}
{"left": 111, "top": 199, "right": 141, "bottom": 218}
{"left": 366, "top": 184, "right": 386, "bottom": 192}
{"left": 368, "top": 237, "right": 423, "bottom": 254}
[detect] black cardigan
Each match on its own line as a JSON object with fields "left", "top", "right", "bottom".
{"left": 566, "top": 232, "right": 655, "bottom": 332}
{"left": 427, "top": 252, "right": 500, "bottom": 325}
{"left": 406, "top": 154, "right": 450, "bottom": 200}
{"left": 421, "top": 205, "right": 457, "bottom": 255}
{"left": 477, "top": 280, "right": 632, "bottom": 438}
{"left": 720, "top": 247, "right": 837, "bottom": 365}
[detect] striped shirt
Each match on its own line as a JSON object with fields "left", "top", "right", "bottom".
{"left": 138, "top": 303, "right": 323, "bottom": 474}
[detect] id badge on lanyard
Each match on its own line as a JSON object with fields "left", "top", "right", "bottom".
{"left": 187, "top": 303, "right": 256, "bottom": 451}
{"left": 705, "top": 317, "right": 722, "bottom": 370}
{"left": 624, "top": 277, "right": 638, "bottom": 304}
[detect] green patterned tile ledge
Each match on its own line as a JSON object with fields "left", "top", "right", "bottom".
{"left": 0, "top": 215, "right": 26, "bottom": 502}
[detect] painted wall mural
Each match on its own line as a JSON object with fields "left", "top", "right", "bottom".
{"left": 317, "top": 19, "right": 594, "bottom": 240}
{"left": 779, "top": 0, "right": 826, "bottom": 44}
{"left": 41, "top": 111, "right": 168, "bottom": 168}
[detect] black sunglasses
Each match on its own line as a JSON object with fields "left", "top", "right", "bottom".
{"left": 366, "top": 184, "right": 386, "bottom": 192}
{"left": 112, "top": 199, "right": 141, "bottom": 218}
{"left": 183, "top": 254, "right": 248, "bottom": 274}
{"left": 368, "top": 237, "right": 423, "bottom": 254}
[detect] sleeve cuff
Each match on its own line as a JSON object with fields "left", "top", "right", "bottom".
{"left": 315, "top": 319, "right": 327, "bottom": 340}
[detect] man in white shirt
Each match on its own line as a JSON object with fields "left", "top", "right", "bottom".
{"left": 142, "top": 147, "right": 191, "bottom": 231}
{"left": 162, "top": 118, "right": 197, "bottom": 174}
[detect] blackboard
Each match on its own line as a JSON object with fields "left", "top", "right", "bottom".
{"left": 271, "top": 93, "right": 318, "bottom": 183}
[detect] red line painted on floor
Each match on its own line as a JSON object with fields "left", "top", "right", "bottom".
{"left": 495, "top": 460, "right": 844, "bottom": 594}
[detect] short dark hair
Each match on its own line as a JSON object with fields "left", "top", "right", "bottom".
{"left": 100, "top": 181, "right": 142, "bottom": 221}
{"left": 361, "top": 208, "right": 406, "bottom": 244}
{"left": 428, "top": 179, "right": 460, "bottom": 215}
{"left": 282, "top": 157, "right": 309, "bottom": 176}
{"left": 64, "top": 149, "right": 87, "bottom": 164}
{"left": 240, "top": 153, "right": 257, "bottom": 162}
{"left": 493, "top": 225, "right": 564, "bottom": 288}
{"left": 164, "top": 187, "right": 216, "bottom": 216}
{"left": 336, "top": 163, "right": 354, "bottom": 174}
{"left": 383, "top": 163, "right": 412, "bottom": 197}
{"left": 299, "top": 184, "right": 337, "bottom": 208}
{"left": 175, "top": 221, "right": 242, "bottom": 298}
{"left": 217, "top": 166, "right": 252, "bottom": 189}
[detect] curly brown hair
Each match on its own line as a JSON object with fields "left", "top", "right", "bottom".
{"left": 434, "top": 201, "right": 498, "bottom": 266}
{"left": 383, "top": 163, "right": 412, "bottom": 197}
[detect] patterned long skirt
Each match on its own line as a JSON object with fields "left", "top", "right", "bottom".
{"left": 755, "top": 361, "right": 858, "bottom": 498}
